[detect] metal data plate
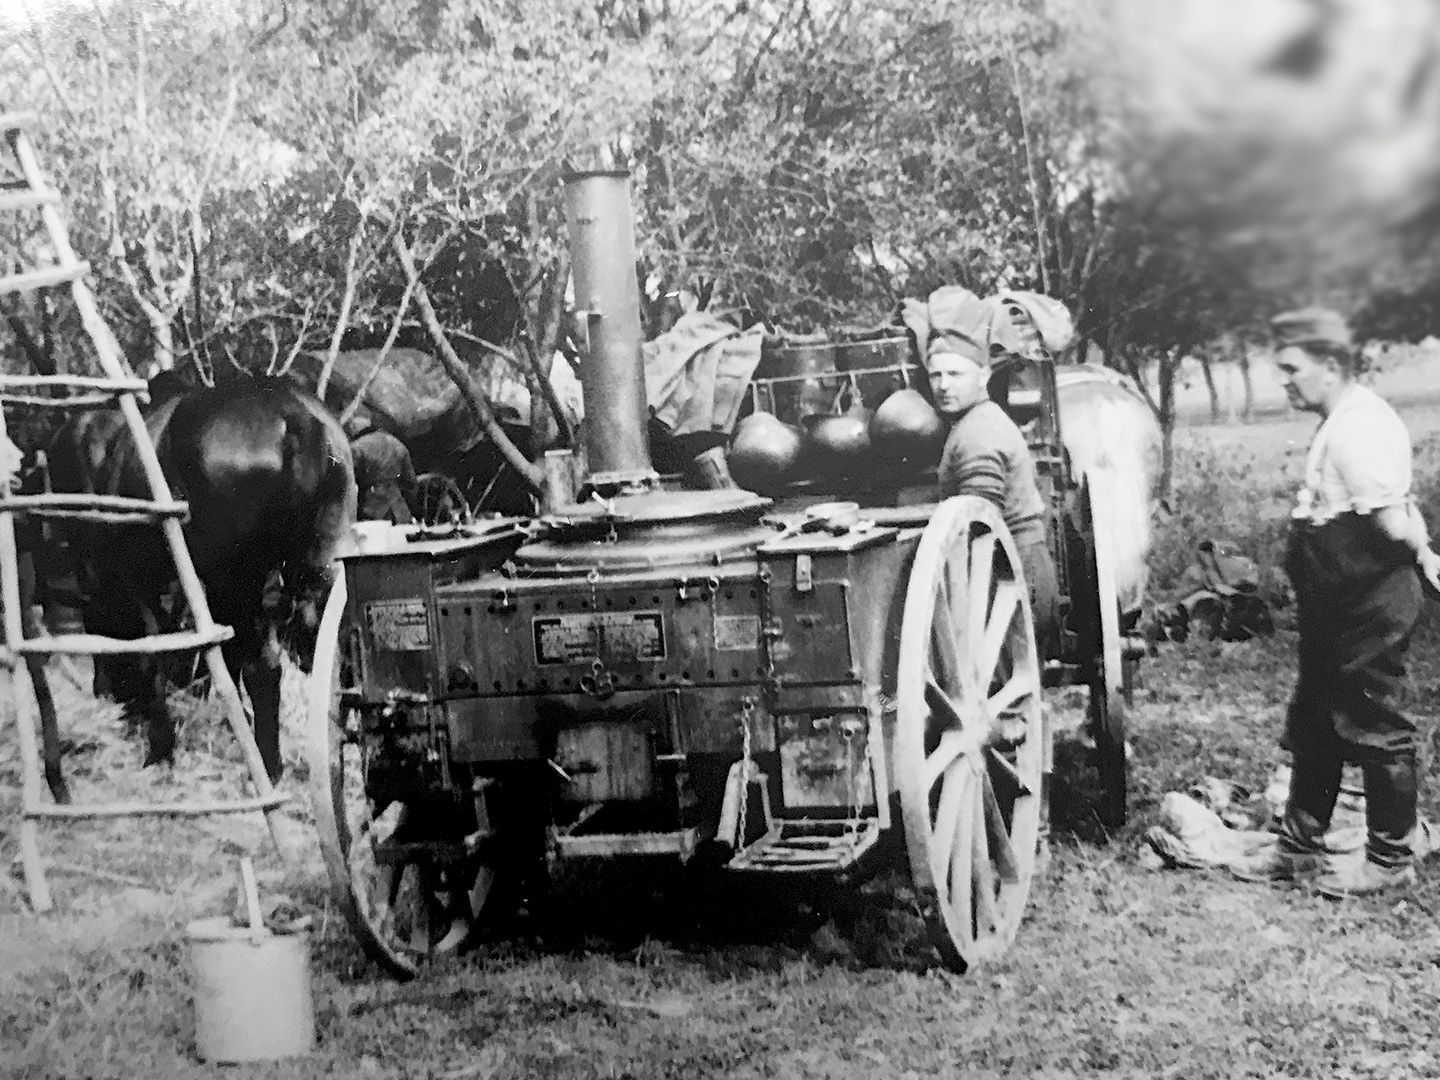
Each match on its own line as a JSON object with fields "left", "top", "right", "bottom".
{"left": 532, "top": 610, "right": 667, "bottom": 666}
{"left": 366, "top": 598, "right": 431, "bottom": 651}
{"left": 437, "top": 576, "right": 766, "bottom": 696}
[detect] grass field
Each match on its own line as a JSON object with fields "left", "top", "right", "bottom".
{"left": 4, "top": 393, "right": 1440, "bottom": 1080}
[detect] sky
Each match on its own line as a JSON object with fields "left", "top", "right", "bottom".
{"left": 0, "top": 0, "right": 85, "bottom": 30}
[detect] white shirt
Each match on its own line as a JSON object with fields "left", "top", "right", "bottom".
{"left": 1293, "top": 384, "right": 1412, "bottom": 524}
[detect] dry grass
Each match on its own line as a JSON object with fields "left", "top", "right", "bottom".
{"left": 5, "top": 401, "right": 1440, "bottom": 1078}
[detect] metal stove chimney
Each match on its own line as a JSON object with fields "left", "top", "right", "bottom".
{"left": 562, "top": 169, "right": 658, "bottom": 494}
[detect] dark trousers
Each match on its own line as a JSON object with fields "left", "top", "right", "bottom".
{"left": 1282, "top": 515, "right": 1422, "bottom": 868}
{"left": 1017, "top": 535, "right": 1061, "bottom": 661}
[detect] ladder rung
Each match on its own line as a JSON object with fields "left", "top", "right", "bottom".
{"left": 0, "top": 374, "right": 149, "bottom": 393}
{"left": 1, "top": 392, "right": 142, "bottom": 409}
{"left": 0, "top": 112, "right": 36, "bottom": 135}
{"left": 0, "top": 188, "right": 61, "bottom": 212}
{"left": 0, "top": 493, "right": 189, "bottom": 522}
{"left": 0, "top": 261, "right": 90, "bottom": 295}
{"left": 10, "top": 625, "right": 234, "bottom": 657}
{"left": 26, "top": 792, "right": 290, "bottom": 821}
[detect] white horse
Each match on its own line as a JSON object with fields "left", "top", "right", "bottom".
{"left": 1055, "top": 364, "right": 1163, "bottom": 618}
{"left": 1008, "top": 362, "right": 1162, "bottom": 618}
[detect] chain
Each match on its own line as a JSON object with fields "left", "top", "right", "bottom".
{"left": 736, "top": 695, "right": 755, "bottom": 851}
{"left": 843, "top": 715, "right": 874, "bottom": 847}
{"left": 587, "top": 564, "right": 601, "bottom": 649}
{"left": 581, "top": 566, "right": 616, "bottom": 697}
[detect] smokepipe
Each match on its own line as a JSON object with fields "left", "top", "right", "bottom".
{"left": 562, "top": 170, "right": 657, "bottom": 492}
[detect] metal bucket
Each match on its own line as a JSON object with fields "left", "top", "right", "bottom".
{"left": 755, "top": 336, "right": 843, "bottom": 425}
{"left": 187, "top": 917, "right": 316, "bottom": 1062}
{"left": 835, "top": 334, "right": 919, "bottom": 409}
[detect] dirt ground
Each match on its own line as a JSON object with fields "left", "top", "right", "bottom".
{"left": 5, "top": 396, "right": 1440, "bottom": 1079}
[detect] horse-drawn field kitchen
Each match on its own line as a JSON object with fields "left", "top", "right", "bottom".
{"left": 301, "top": 168, "right": 1151, "bottom": 977}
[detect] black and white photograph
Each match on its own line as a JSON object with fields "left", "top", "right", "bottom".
{"left": 3, "top": 0, "right": 1440, "bottom": 1076}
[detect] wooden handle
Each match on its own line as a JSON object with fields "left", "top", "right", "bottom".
{"left": 237, "top": 856, "right": 266, "bottom": 943}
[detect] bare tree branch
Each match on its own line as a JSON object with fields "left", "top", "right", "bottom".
{"left": 250, "top": 0, "right": 290, "bottom": 50}
{"left": 17, "top": 0, "right": 80, "bottom": 131}
{"left": 338, "top": 246, "right": 428, "bottom": 426}
{"left": 275, "top": 300, "right": 318, "bottom": 377}
{"left": 393, "top": 233, "right": 544, "bottom": 492}
{"left": 317, "top": 220, "right": 366, "bottom": 401}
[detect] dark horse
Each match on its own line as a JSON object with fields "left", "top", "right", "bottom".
{"left": 42, "top": 375, "right": 355, "bottom": 794}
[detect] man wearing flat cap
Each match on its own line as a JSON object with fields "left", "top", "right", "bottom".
{"left": 1232, "top": 307, "right": 1440, "bottom": 896}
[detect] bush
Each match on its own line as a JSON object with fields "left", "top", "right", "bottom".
{"left": 1149, "top": 436, "right": 1299, "bottom": 605}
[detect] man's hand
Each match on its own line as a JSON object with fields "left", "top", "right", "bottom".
{"left": 1418, "top": 546, "right": 1440, "bottom": 601}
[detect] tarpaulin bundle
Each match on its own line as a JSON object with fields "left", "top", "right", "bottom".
{"left": 898, "top": 286, "right": 1076, "bottom": 363}
{"left": 643, "top": 312, "right": 765, "bottom": 437}
{"left": 291, "top": 346, "right": 583, "bottom": 454}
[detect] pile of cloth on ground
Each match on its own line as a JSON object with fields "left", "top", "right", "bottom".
{"left": 1148, "top": 539, "right": 1282, "bottom": 644}
{"left": 1143, "top": 762, "right": 1435, "bottom": 873}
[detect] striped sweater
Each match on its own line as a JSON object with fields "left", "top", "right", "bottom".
{"left": 936, "top": 400, "right": 1047, "bottom": 545}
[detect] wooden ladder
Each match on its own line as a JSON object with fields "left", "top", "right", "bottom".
{"left": 0, "top": 112, "right": 288, "bottom": 912}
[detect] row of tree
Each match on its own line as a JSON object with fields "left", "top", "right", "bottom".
{"left": 3, "top": 0, "right": 1440, "bottom": 487}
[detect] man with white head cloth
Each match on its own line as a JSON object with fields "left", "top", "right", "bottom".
{"left": 927, "top": 330, "right": 1060, "bottom": 659}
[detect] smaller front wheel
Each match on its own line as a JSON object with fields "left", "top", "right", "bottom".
{"left": 306, "top": 574, "right": 512, "bottom": 979}
{"left": 1076, "top": 471, "right": 1129, "bottom": 829}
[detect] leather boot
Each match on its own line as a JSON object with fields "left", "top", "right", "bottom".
{"left": 1314, "top": 753, "right": 1419, "bottom": 898}
{"left": 1231, "top": 753, "right": 1340, "bottom": 882}
{"left": 1360, "top": 752, "right": 1418, "bottom": 869}
{"left": 1278, "top": 751, "right": 1343, "bottom": 855}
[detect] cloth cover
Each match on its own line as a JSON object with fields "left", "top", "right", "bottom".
{"left": 643, "top": 313, "right": 765, "bottom": 437}
{"left": 898, "top": 287, "right": 1076, "bottom": 362}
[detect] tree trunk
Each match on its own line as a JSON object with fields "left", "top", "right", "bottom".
{"left": 1199, "top": 351, "right": 1220, "bottom": 422}
{"left": 1157, "top": 347, "right": 1178, "bottom": 500}
{"left": 1240, "top": 350, "right": 1254, "bottom": 419}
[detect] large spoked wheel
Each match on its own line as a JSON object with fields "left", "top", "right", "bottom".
{"left": 1077, "top": 471, "right": 1129, "bottom": 829}
{"left": 896, "top": 496, "right": 1045, "bottom": 973}
{"left": 307, "top": 574, "right": 498, "bottom": 979}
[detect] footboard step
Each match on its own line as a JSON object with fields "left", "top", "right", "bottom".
{"left": 728, "top": 818, "right": 882, "bottom": 872}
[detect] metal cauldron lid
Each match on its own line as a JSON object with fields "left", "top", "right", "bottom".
{"left": 542, "top": 487, "right": 770, "bottom": 526}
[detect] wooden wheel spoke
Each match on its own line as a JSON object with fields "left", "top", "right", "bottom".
{"left": 971, "top": 784, "right": 1000, "bottom": 935}
{"left": 978, "top": 579, "right": 1020, "bottom": 684}
{"left": 367, "top": 865, "right": 396, "bottom": 930}
{"left": 930, "top": 593, "right": 964, "bottom": 694}
{"left": 922, "top": 728, "right": 972, "bottom": 792}
{"left": 948, "top": 767, "right": 976, "bottom": 933}
{"left": 966, "top": 532, "right": 997, "bottom": 681}
{"left": 943, "top": 547, "right": 970, "bottom": 626}
{"left": 982, "top": 772, "right": 1021, "bottom": 885}
{"left": 925, "top": 678, "right": 967, "bottom": 733}
{"left": 930, "top": 762, "right": 971, "bottom": 885}
{"left": 988, "top": 670, "right": 1034, "bottom": 721}
{"left": 985, "top": 746, "right": 1027, "bottom": 795}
